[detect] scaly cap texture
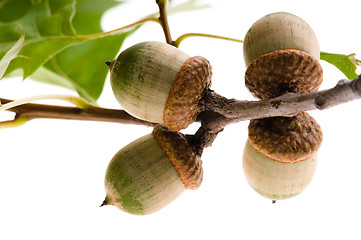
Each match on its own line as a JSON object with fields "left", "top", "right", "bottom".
{"left": 152, "top": 125, "right": 203, "bottom": 190}
{"left": 163, "top": 56, "right": 212, "bottom": 132}
{"left": 245, "top": 49, "right": 323, "bottom": 100}
{"left": 248, "top": 112, "right": 323, "bottom": 163}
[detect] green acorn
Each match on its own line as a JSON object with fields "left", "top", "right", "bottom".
{"left": 243, "top": 12, "right": 323, "bottom": 100}
{"left": 107, "top": 41, "right": 212, "bottom": 132}
{"left": 242, "top": 112, "right": 323, "bottom": 201}
{"left": 102, "top": 125, "right": 202, "bottom": 215}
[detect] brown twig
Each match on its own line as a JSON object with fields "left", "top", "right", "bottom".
{"left": 1, "top": 75, "right": 361, "bottom": 153}
{"left": 156, "top": 0, "right": 173, "bottom": 45}
{"left": 201, "top": 75, "right": 361, "bottom": 130}
{"left": 189, "top": 75, "right": 361, "bottom": 151}
{"left": 0, "top": 98, "right": 156, "bottom": 127}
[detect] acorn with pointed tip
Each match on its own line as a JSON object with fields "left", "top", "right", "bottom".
{"left": 243, "top": 12, "right": 323, "bottom": 100}
{"left": 107, "top": 41, "right": 212, "bottom": 132}
{"left": 242, "top": 112, "right": 323, "bottom": 201}
{"left": 102, "top": 125, "right": 202, "bottom": 215}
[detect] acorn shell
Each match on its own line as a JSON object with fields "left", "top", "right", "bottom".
{"left": 103, "top": 125, "right": 202, "bottom": 215}
{"left": 243, "top": 12, "right": 320, "bottom": 66}
{"left": 109, "top": 41, "right": 212, "bottom": 131}
{"left": 243, "top": 139, "right": 318, "bottom": 200}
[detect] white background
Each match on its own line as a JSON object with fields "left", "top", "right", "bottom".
{"left": 1, "top": 0, "right": 361, "bottom": 239}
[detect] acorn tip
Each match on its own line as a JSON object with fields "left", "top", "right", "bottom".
{"left": 100, "top": 199, "right": 108, "bottom": 207}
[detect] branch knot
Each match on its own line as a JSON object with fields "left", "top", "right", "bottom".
{"left": 350, "top": 75, "right": 361, "bottom": 97}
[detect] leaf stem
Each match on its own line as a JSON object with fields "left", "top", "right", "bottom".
{"left": 0, "top": 97, "right": 156, "bottom": 128}
{"left": 0, "top": 116, "right": 28, "bottom": 129}
{"left": 85, "top": 17, "right": 160, "bottom": 39}
{"left": 173, "top": 33, "right": 243, "bottom": 47}
{"left": 0, "top": 24, "right": 24, "bottom": 79}
{"left": 0, "top": 94, "right": 90, "bottom": 112}
{"left": 156, "top": 0, "right": 173, "bottom": 45}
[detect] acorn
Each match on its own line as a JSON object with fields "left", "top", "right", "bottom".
{"left": 243, "top": 12, "right": 323, "bottom": 100}
{"left": 107, "top": 41, "right": 212, "bottom": 132}
{"left": 102, "top": 125, "right": 202, "bottom": 215}
{"left": 242, "top": 112, "right": 323, "bottom": 201}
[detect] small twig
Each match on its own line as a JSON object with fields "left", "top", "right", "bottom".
{"left": 0, "top": 98, "right": 156, "bottom": 127}
{"left": 0, "top": 94, "right": 90, "bottom": 111}
{"left": 87, "top": 17, "right": 160, "bottom": 39}
{"left": 156, "top": 0, "right": 173, "bottom": 45}
{"left": 202, "top": 75, "right": 361, "bottom": 128}
{"left": 173, "top": 33, "right": 243, "bottom": 47}
{"left": 186, "top": 111, "right": 226, "bottom": 155}
{"left": 0, "top": 116, "right": 28, "bottom": 129}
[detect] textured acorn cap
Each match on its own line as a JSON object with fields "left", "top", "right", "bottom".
{"left": 243, "top": 12, "right": 320, "bottom": 66}
{"left": 163, "top": 56, "right": 212, "bottom": 131}
{"left": 152, "top": 125, "right": 203, "bottom": 190}
{"left": 245, "top": 49, "right": 323, "bottom": 100}
{"left": 248, "top": 112, "right": 323, "bottom": 163}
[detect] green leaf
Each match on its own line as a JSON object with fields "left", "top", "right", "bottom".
{"left": 0, "top": 25, "right": 24, "bottom": 79}
{"left": 320, "top": 52, "right": 360, "bottom": 79}
{"left": 44, "top": 35, "right": 128, "bottom": 102}
{"left": 0, "top": 0, "right": 31, "bottom": 23}
{"left": 6, "top": 36, "right": 87, "bottom": 78}
{"left": 38, "top": 0, "right": 76, "bottom": 36}
{"left": 43, "top": 0, "right": 128, "bottom": 102}
{"left": 0, "top": 0, "right": 81, "bottom": 78}
{"left": 0, "top": 0, "right": 126, "bottom": 103}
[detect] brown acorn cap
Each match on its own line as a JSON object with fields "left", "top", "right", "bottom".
{"left": 248, "top": 112, "right": 323, "bottom": 163}
{"left": 152, "top": 125, "right": 203, "bottom": 190}
{"left": 245, "top": 49, "right": 323, "bottom": 100}
{"left": 163, "top": 56, "right": 212, "bottom": 132}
